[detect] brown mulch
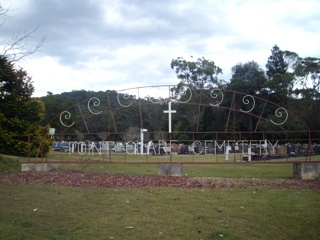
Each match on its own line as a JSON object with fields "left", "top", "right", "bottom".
{"left": 1, "top": 170, "right": 320, "bottom": 189}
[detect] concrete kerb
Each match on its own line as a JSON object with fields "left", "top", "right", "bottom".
{"left": 293, "top": 163, "right": 320, "bottom": 180}
{"left": 21, "top": 163, "right": 59, "bottom": 172}
{"left": 21, "top": 163, "right": 184, "bottom": 175}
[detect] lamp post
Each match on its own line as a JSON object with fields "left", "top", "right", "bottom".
{"left": 140, "top": 128, "right": 148, "bottom": 155}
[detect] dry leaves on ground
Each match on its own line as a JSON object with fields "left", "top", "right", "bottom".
{"left": 1, "top": 170, "right": 319, "bottom": 189}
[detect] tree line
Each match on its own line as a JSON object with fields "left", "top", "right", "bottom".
{"left": 1, "top": 2, "right": 320, "bottom": 156}
{"left": 1, "top": 44, "right": 320, "bottom": 156}
{"left": 42, "top": 45, "right": 320, "bottom": 127}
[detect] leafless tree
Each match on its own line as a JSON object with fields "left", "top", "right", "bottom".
{"left": 0, "top": 4, "right": 9, "bottom": 22}
{"left": 1, "top": 4, "right": 46, "bottom": 61}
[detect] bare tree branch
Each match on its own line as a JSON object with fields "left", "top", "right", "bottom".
{"left": 1, "top": 4, "right": 46, "bottom": 61}
{"left": 2, "top": 26, "right": 46, "bottom": 61}
{"left": 0, "top": 5, "right": 10, "bottom": 24}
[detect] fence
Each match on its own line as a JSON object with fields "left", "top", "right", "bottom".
{"left": 28, "top": 130, "right": 320, "bottom": 164}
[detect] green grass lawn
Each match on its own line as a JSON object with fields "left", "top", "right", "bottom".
{"left": 45, "top": 151, "right": 319, "bottom": 164}
{"left": 1, "top": 154, "right": 319, "bottom": 239}
{"left": 0, "top": 183, "right": 319, "bottom": 240}
{"left": 37, "top": 151, "right": 308, "bottom": 179}
{"left": 57, "top": 163, "right": 293, "bottom": 179}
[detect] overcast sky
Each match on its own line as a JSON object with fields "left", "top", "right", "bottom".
{"left": 1, "top": 0, "right": 320, "bottom": 98}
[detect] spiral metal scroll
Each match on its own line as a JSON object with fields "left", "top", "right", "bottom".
{"left": 88, "top": 97, "right": 102, "bottom": 115}
{"left": 146, "top": 95, "right": 163, "bottom": 104}
{"left": 144, "top": 86, "right": 168, "bottom": 104}
{"left": 209, "top": 88, "right": 224, "bottom": 106}
{"left": 176, "top": 86, "right": 192, "bottom": 103}
{"left": 59, "top": 111, "right": 74, "bottom": 127}
{"left": 239, "top": 95, "right": 255, "bottom": 113}
{"left": 117, "top": 93, "right": 133, "bottom": 107}
{"left": 270, "top": 108, "right": 288, "bottom": 125}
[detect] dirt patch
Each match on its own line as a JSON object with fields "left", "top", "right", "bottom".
{"left": 1, "top": 170, "right": 320, "bottom": 189}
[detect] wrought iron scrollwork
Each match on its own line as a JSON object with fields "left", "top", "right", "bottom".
{"left": 59, "top": 111, "right": 74, "bottom": 127}
{"left": 146, "top": 96, "right": 163, "bottom": 104}
{"left": 209, "top": 88, "right": 224, "bottom": 106}
{"left": 117, "top": 93, "right": 133, "bottom": 107}
{"left": 270, "top": 108, "right": 288, "bottom": 125}
{"left": 88, "top": 97, "right": 102, "bottom": 115}
{"left": 239, "top": 95, "right": 255, "bottom": 113}
{"left": 176, "top": 86, "right": 192, "bottom": 103}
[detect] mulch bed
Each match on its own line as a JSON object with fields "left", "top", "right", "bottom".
{"left": 1, "top": 170, "right": 320, "bottom": 189}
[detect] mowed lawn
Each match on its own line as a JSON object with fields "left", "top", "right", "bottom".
{"left": 0, "top": 183, "right": 319, "bottom": 240}
{"left": 0, "top": 156, "right": 319, "bottom": 239}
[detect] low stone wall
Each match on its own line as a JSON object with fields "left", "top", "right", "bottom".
{"left": 158, "top": 163, "right": 183, "bottom": 176}
{"left": 293, "top": 163, "right": 320, "bottom": 180}
{"left": 21, "top": 163, "right": 59, "bottom": 172}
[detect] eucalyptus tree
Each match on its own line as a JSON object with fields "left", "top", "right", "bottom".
{"left": 294, "top": 57, "right": 320, "bottom": 98}
{"left": 170, "top": 57, "right": 224, "bottom": 135}
{"left": 291, "top": 57, "right": 320, "bottom": 130}
{"left": 170, "top": 56, "right": 223, "bottom": 89}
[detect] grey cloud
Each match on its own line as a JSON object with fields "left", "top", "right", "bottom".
{"left": 3, "top": 0, "right": 319, "bottom": 97}
{"left": 2, "top": 0, "right": 231, "bottom": 67}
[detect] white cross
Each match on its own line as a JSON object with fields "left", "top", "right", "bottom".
{"left": 163, "top": 101, "right": 176, "bottom": 133}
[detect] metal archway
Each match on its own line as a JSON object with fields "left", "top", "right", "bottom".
{"left": 41, "top": 85, "right": 319, "bottom": 163}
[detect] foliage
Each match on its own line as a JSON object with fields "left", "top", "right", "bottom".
{"left": 264, "top": 46, "right": 293, "bottom": 106}
{"left": 39, "top": 46, "right": 320, "bottom": 138}
{"left": 169, "top": 56, "right": 223, "bottom": 136}
{"left": 294, "top": 57, "right": 320, "bottom": 94}
{"left": 228, "top": 61, "right": 267, "bottom": 95}
{"left": 225, "top": 62, "right": 268, "bottom": 131}
{"left": 0, "top": 56, "right": 51, "bottom": 157}
{"left": 171, "top": 56, "right": 223, "bottom": 89}
{"left": 266, "top": 45, "right": 289, "bottom": 77}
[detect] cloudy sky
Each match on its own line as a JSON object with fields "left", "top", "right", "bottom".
{"left": 1, "top": 0, "right": 320, "bottom": 97}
